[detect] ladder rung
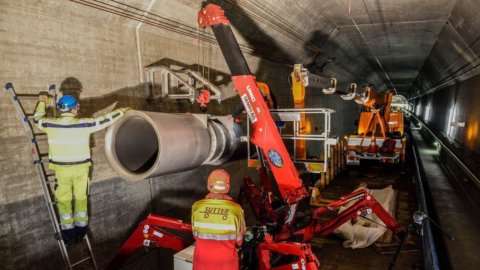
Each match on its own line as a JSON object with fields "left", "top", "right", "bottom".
{"left": 15, "top": 94, "right": 39, "bottom": 99}
{"left": 46, "top": 173, "right": 55, "bottom": 178}
{"left": 39, "top": 153, "right": 49, "bottom": 158}
{"left": 33, "top": 132, "right": 47, "bottom": 137}
{"left": 70, "top": 256, "right": 92, "bottom": 267}
{"left": 46, "top": 180, "right": 58, "bottom": 185}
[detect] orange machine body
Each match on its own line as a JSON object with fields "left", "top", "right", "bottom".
{"left": 346, "top": 87, "right": 406, "bottom": 165}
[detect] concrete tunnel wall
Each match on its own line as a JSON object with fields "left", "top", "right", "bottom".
{"left": 0, "top": 1, "right": 359, "bottom": 269}
{"left": 411, "top": 0, "right": 480, "bottom": 204}
{"left": 413, "top": 74, "right": 480, "bottom": 216}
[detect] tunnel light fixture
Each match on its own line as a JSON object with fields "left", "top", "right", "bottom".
{"left": 424, "top": 102, "right": 432, "bottom": 122}
{"left": 446, "top": 105, "right": 465, "bottom": 140}
{"left": 416, "top": 102, "right": 422, "bottom": 116}
{"left": 446, "top": 106, "right": 455, "bottom": 138}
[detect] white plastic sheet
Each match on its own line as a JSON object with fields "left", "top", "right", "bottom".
{"left": 333, "top": 183, "right": 396, "bottom": 249}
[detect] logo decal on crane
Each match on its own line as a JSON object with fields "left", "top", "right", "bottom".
{"left": 241, "top": 93, "right": 258, "bottom": 123}
{"left": 268, "top": 149, "right": 283, "bottom": 168}
{"left": 246, "top": 84, "right": 256, "bottom": 102}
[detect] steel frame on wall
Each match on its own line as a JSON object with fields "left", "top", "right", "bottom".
{"left": 144, "top": 66, "right": 223, "bottom": 103}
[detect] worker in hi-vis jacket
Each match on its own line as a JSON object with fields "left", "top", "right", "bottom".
{"left": 191, "top": 169, "right": 246, "bottom": 270}
{"left": 34, "top": 93, "right": 128, "bottom": 244}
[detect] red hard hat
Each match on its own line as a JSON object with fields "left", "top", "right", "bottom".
{"left": 207, "top": 169, "right": 230, "bottom": 193}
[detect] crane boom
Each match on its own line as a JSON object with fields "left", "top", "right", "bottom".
{"left": 198, "top": 5, "right": 308, "bottom": 206}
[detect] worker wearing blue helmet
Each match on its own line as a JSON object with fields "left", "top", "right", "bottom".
{"left": 34, "top": 94, "right": 129, "bottom": 245}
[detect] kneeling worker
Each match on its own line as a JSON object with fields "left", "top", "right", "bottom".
{"left": 34, "top": 94, "right": 128, "bottom": 244}
{"left": 191, "top": 169, "right": 246, "bottom": 270}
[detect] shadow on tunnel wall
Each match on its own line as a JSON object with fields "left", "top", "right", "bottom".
{"left": 304, "top": 30, "right": 337, "bottom": 75}
{"left": 58, "top": 76, "right": 147, "bottom": 118}
{"left": 57, "top": 58, "right": 248, "bottom": 121}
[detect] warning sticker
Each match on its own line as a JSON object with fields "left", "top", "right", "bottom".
{"left": 241, "top": 93, "right": 258, "bottom": 123}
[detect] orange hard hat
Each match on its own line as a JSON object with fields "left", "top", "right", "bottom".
{"left": 207, "top": 169, "right": 230, "bottom": 193}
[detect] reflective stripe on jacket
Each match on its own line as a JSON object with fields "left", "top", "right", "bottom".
{"left": 191, "top": 195, "right": 245, "bottom": 243}
{"left": 33, "top": 101, "right": 124, "bottom": 170}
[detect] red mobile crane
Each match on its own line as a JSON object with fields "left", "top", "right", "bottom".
{"left": 106, "top": 4, "right": 403, "bottom": 270}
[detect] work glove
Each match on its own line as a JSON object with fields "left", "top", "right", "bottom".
{"left": 38, "top": 92, "right": 54, "bottom": 107}
{"left": 38, "top": 92, "right": 48, "bottom": 102}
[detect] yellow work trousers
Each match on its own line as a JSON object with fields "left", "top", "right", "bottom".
{"left": 54, "top": 165, "right": 90, "bottom": 230}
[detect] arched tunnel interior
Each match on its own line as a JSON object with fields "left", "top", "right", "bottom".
{"left": 1, "top": 1, "right": 480, "bottom": 269}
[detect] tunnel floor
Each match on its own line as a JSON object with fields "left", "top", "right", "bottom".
{"left": 308, "top": 165, "right": 421, "bottom": 270}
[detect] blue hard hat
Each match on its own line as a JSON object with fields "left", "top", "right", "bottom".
{"left": 57, "top": 95, "right": 79, "bottom": 111}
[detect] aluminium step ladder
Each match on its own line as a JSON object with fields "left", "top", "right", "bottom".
{"left": 4, "top": 83, "right": 98, "bottom": 270}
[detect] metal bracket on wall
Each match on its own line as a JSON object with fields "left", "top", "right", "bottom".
{"left": 144, "top": 66, "right": 222, "bottom": 104}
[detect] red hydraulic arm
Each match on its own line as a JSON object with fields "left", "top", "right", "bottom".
{"left": 296, "top": 188, "right": 404, "bottom": 242}
{"left": 237, "top": 168, "right": 280, "bottom": 224}
{"left": 198, "top": 3, "right": 308, "bottom": 232}
{"left": 258, "top": 239, "right": 320, "bottom": 270}
{"left": 105, "top": 214, "right": 193, "bottom": 270}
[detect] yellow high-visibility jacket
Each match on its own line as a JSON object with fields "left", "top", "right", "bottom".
{"left": 33, "top": 101, "right": 124, "bottom": 170}
{"left": 191, "top": 196, "right": 245, "bottom": 242}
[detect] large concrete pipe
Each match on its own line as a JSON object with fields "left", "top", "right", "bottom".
{"left": 104, "top": 111, "right": 242, "bottom": 181}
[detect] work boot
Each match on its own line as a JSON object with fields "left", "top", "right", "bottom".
{"left": 61, "top": 228, "right": 77, "bottom": 246}
{"left": 75, "top": 226, "right": 88, "bottom": 243}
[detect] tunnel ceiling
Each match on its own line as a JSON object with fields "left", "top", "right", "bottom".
{"left": 71, "top": 0, "right": 480, "bottom": 98}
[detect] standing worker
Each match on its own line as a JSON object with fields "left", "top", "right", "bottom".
{"left": 191, "top": 169, "right": 246, "bottom": 270}
{"left": 33, "top": 93, "right": 128, "bottom": 245}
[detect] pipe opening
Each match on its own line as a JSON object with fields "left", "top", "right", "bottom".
{"left": 114, "top": 116, "right": 159, "bottom": 174}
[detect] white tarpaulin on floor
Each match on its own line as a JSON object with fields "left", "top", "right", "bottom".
{"left": 334, "top": 183, "right": 396, "bottom": 249}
